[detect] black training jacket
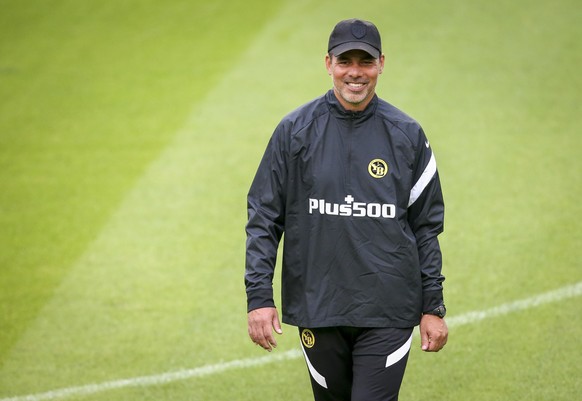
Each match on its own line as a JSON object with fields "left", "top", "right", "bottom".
{"left": 245, "top": 90, "right": 445, "bottom": 328}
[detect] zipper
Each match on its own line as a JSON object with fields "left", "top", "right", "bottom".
{"left": 346, "top": 113, "right": 357, "bottom": 191}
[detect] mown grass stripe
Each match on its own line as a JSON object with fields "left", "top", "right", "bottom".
{"left": 1, "top": 281, "right": 580, "bottom": 401}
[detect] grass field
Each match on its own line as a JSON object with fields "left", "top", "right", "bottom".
{"left": 0, "top": 0, "right": 581, "bottom": 400}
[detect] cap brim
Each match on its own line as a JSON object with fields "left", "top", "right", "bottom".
{"left": 329, "top": 42, "right": 380, "bottom": 58}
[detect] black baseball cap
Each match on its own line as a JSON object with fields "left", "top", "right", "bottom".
{"left": 328, "top": 19, "right": 382, "bottom": 59}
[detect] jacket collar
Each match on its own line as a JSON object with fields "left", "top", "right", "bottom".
{"left": 326, "top": 89, "right": 378, "bottom": 122}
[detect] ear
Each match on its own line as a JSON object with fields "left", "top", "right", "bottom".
{"left": 325, "top": 54, "right": 333, "bottom": 75}
{"left": 378, "top": 54, "right": 386, "bottom": 74}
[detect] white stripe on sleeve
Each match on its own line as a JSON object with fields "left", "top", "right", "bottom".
{"left": 408, "top": 152, "right": 437, "bottom": 207}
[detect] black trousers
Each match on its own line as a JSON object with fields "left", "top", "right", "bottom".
{"left": 299, "top": 326, "right": 414, "bottom": 401}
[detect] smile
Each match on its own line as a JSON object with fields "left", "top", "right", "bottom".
{"left": 346, "top": 82, "right": 367, "bottom": 91}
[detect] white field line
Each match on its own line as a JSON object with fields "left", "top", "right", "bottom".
{"left": 1, "top": 281, "right": 581, "bottom": 401}
{"left": 0, "top": 350, "right": 303, "bottom": 401}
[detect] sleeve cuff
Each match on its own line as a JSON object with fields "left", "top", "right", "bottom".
{"left": 422, "top": 289, "right": 444, "bottom": 313}
{"left": 247, "top": 288, "right": 275, "bottom": 312}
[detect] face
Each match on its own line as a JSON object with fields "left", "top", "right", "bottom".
{"left": 325, "top": 49, "right": 385, "bottom": 111}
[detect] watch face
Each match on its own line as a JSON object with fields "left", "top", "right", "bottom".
{"left": 424, "top": 305, "right": 446, "bottom": 317}
{"left": 428, "top": 305, "right": 446, "bottom": 318}
{"left": 435, "top": 305, "right": 446, "bottom": 318}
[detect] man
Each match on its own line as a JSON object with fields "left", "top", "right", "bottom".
{"left": 245, "top": 18, "right": 448, "bottom": 401}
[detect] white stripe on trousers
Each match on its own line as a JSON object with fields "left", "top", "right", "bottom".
{"left": 300, "top": 343, "right": 328, "bottom": 389}
{"left": 385, "top": 332, "right": 413, "bottom": 368}
{"left": 299, "top": 330, "right": 414, "bottom": 389}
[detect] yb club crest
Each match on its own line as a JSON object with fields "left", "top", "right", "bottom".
{"left": 301, "top": 329, "right": 315, "bottom": 348}
{"left": 368, "top": 159, "right": 388, "bottom": 178}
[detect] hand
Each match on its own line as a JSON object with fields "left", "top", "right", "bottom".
{"left": 420, "top": 314, "right": 448, "bottom": 352}
{"left": 247, "top": 307, "right": 283, "bottom": 352}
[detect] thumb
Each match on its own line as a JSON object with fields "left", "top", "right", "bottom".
{"left": 272, "top": 313, "right": 283, "bottom": 334}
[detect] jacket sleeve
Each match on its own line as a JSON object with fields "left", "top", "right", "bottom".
{"left": 407, "top": 127, "right": 446, "bottom": 313}
{"left": 245, "top": 123, "right": 288, "bottom": 312}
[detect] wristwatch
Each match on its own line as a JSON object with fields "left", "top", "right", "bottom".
{"left": 424, "top": 305, "right": 446, "bottom": 318}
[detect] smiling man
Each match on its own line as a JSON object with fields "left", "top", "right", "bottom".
{"left": 326, "top": 48, "right": 383, "bottom": 110}
{"left": 245, "top": 19, "right": 448, "bottom": 401}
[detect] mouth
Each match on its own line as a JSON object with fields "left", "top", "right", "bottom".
{"left": 346, "top": 82, "right": 367, "bottom": 92}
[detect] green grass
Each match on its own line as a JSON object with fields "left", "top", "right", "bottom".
{"left": 0, "top": 0, "right": 284, "bottom": 360}
{"left": 0, "top": 0, "right": 580, "bottom": 400}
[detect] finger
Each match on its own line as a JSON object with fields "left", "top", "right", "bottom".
{"left": 252, "top": 330, "right": 271, "bottom": 351}
{"left": 252, "top": 319, "right": 274, "bottom": 351}
{"left": 273, "top": 313, "right": 283, "bottom": 335}
{"left": 427, "top": 334, "right": 447, "bottom": 352}
{"left": 248, "top": 318, "right": 261, "bottom": 340}
{"left": 248, "top": 321, "right": 269, "bottom": 350}
{"left": 256, "top": 329, "right": 273, "bottom": 351}
{"left": 260, "top": 338, "right": 273, "bottom": 351}
{"left": 247, "top": 324, "right": 256, "bottom": 343}
{"left": 262, "top": 325, "right": 276, "bottom": 351}
{"left": 420, "top": 329, "right": 429, "bottom": 351}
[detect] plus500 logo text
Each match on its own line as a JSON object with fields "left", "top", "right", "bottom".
{"left": 308, "top": 195, "right": 396, "bottom": 219}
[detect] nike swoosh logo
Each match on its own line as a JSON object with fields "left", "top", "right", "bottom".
{"left": 425, "top": 140, "right": 430, "bottom": 148}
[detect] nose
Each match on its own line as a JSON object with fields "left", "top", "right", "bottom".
{"left": 347, "top": 64, "right": 363, "bottom": 78}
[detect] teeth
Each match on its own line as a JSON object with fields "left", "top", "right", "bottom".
{"left": 347, "top": 83, "right": 365, "bottom": 88}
